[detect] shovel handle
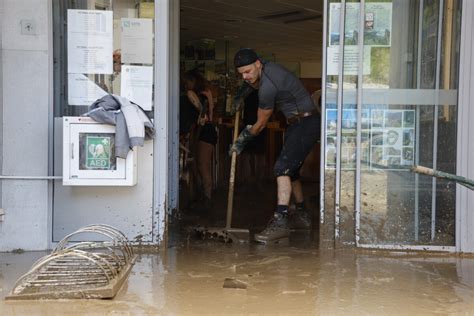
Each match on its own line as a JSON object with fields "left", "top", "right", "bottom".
{"left": 411, "top": 165, "right": 474, "bottom": 190}
{"left": 226, "top": 112, "right": 240, "bottom": 229}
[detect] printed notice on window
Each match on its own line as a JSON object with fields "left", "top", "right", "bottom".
{"left": 327, "top": 46, "right": 371, "bottom": 76}
{"left": 121, "top": 18, "right": 153, "bottom": 64}
{"left": 67, "top": 10, "right": 113, "bottom": 74}
{"left": 120, "top": 65, "right": 153, "bottom": 111}
{"left": 68, "top": 74, "right": 108, "bottom": 106}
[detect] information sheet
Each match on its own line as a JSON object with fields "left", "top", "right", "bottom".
{"left": 67, "top": 10, "right": 113, "bottom": 74}
{"left": 120, "top": 65, "right": 153, "bottom": 111}
{"left": 121, "top": 18, "right": 153, "bottom": 64}
{"left": 68, "top": 74, "right": 108, "bottom": 106}
{"left": 327, "top": 46, "right": 371, "bottom": 76}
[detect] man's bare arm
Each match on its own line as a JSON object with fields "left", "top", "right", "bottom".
{"left": 250, "top": 108, "right": 273, "bottom": 135}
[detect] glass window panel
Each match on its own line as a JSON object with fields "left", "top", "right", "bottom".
{"left": 53, "top": 0, "right": 155, "bottom": 117}
{"left": 358, "top": 0, "right": 460, "bottom": 246}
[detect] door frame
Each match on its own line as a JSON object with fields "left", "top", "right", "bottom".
{"left": 153, "top": 0, "right": 180, "bottom": 244}
{"left": 456, "top": 0, "right": 474, "bottom": 253}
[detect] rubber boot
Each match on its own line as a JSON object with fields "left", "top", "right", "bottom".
{"left": 254, "top": 213, "right": 290, "bottom": 243}
{"left": 289, "top": 207, "right": 311, "bottom": 230}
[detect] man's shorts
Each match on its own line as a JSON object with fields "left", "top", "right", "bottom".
{"left": 273, "top": 115, "right": 320, "bottom": 181}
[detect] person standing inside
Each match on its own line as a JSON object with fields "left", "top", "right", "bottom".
{"left": 182, "top": 69, "right": 217, "bottom": 212}
{"left": 230, "top": 48, "right": 320, "bottom": 243}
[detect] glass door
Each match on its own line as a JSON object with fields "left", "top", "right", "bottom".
{"left": 321, "top": 0, "right": 462, "bottom": 250}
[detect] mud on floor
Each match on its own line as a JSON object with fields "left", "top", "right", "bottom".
{"left": 1, "top": 243, "right": 474, "bottom": 315}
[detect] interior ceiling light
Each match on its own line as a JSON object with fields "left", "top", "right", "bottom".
{"left": 258, "top": 10, "right": 302, "bottom": 20}
{"left": 284, "top": 15, "right": 322, "bottom": 24}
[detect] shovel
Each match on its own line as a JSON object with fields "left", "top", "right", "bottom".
{"left": 194, "top": 110, "right": 250, "bottom": 242}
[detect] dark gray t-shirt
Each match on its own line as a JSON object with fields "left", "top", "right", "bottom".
{"left": 258, "top": 61, "right": 314, "bottom": 118}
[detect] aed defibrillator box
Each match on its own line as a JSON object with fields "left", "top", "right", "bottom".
{"left": 62, "top": 117, "right": 137, "bottom": 186}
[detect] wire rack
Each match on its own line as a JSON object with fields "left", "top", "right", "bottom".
{"left": 6, "top": 224, "right": 137, "bottom": 300}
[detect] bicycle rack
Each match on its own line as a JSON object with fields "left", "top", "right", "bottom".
{"left": 6, "top": 224, "right": 137, "bottom": 300}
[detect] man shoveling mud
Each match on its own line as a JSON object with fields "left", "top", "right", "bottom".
{"left": 229, "top": 48, "right": 320, "bottom": 243}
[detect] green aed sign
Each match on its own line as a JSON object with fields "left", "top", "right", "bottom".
{"left": 86, "top": 136, "right": 112, "bottom": 169}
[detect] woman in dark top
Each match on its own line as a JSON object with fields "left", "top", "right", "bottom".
{"left": 181, "top": 70, "right": 217, "bottom": 210}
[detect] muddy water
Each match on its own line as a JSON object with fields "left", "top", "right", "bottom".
{"left": 1, "top": 244, "right": 474, "bottom": 315}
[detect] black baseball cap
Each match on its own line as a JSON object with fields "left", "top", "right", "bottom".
{"left": 234, "top": 48, "right": 259, "bottom": 68}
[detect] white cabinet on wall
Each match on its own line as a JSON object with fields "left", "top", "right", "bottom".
{"left": 62, "top": 116, "right": 137, "bottom": 186}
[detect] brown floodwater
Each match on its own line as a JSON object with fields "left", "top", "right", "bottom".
{"left": 1, "top": 240, "right": 474, "bottom": 315}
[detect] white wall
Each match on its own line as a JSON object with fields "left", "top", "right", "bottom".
{"left": 457, "top": 0, "right": 474, "bottom": 253}
{"left": 0, "top": 0, "right": 51, "bottom": 251}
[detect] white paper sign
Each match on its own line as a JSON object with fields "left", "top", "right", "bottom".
{"left": 68, "top": 74, "right": 108, "bottom": 106}
{"left": 327, "top": 46, "right": 371, "bottom": 76}
{"left": 121, "top": 18, "right": 153, "bottom": 64}
{"left": 67, "top": 10, "right": 113, "bottom": 74}
{"left": 120, "top": 65, "right": 153, "bottom": 110}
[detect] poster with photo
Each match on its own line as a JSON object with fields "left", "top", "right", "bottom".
{"left": 369, "top": 109, "right": 416, "bottom": 169}
{"left": 329, "top": 2, "right": 392, "bottom": 47}
{"left": 325, "top": 109, "right": 415, "bottom": 170}
{"left": 329, "top": 2, "right": 360, "bottom": 46}
{"left": 364, "top": 3, "right": 393, "bottom": 47}
{"left": 328, "top": 2, "right": 341, "bottom": 46}
{"left": 325, "top": 109, "right": 337, "bottom": 168}
{"left": 325, "top": 109, "right": 371, "bottom": 170}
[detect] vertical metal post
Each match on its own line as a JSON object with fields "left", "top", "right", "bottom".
{"left": 355, "top": 0, "right": 365, "bottom": 246}
{"left": 415, "top": 0, "right": 424, "bottom": 242}
{"left": 456, "top": 0, "right": 474, "bottom": 253}
{"left": 48, "top": 0, "right": 55, "bottom": 248}
{"left": 168, "top": 0, "right": 180, "bottom": 213}
{"left": 431, "top": 0, "right": 444, "bottom": 241}
{"left": 320, "top": 0, "right": 328, "bottom": 225}
{"left": 335, "top": 0, "right": 346, "bottom": 241}
{"left": 153, "top": 0, "right": 171, "bottom": 244}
